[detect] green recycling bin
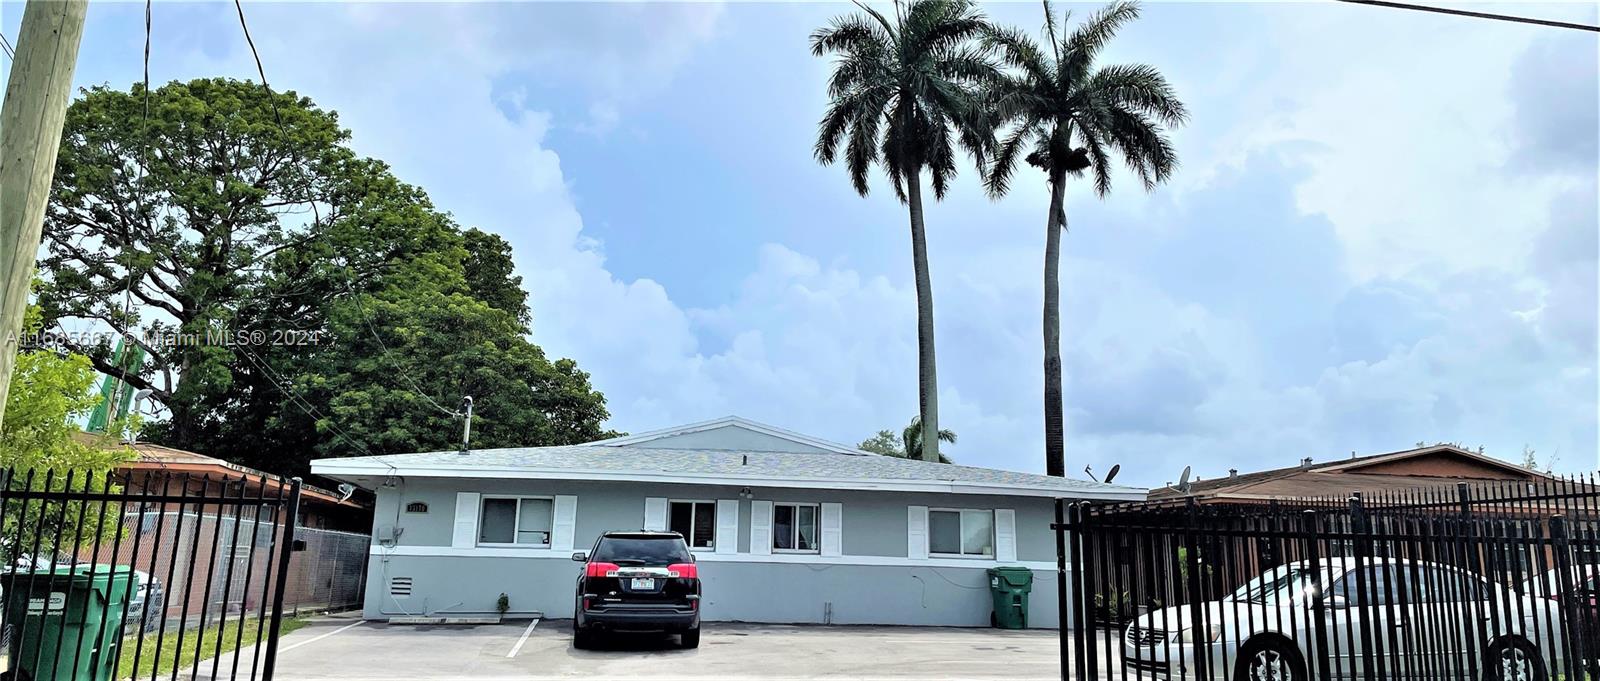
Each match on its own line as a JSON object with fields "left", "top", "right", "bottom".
{"left": 987, "top": 566, "right": 1034, "bottom": 629}
{"left": 2, "top": 564, "right": 135, "bottom": 681}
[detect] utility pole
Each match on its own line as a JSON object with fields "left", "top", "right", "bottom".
{"left": 0, "top": 0, "right": 89, "bottom": 428}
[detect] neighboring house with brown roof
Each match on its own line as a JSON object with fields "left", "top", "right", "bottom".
{"left": 1148, "top": 444, "right": 1547, "bottom": 504}
{"left": 75, "top": 432, "right": 371, "bottom": 531}
{"left": 72, "top": 433, "right": 374, "bottom": 620}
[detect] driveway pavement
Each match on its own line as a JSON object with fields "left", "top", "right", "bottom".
{"left": 268, "top": 615, "right": 1069, "bottom": 680}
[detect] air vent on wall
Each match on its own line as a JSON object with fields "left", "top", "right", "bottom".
{"left": 389, "top": 577, "right": 414, "bottom": 597}
{"left": 405, "top": 502, "right": 428, "bottom": 513}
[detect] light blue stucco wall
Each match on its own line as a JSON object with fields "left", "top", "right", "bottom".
{"left": 363, "top": 477, "right": 1069, "bottom": 628}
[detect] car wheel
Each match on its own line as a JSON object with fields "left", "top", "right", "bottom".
{"left": 572, "top": 621, "right": 595, "bottom": 650}
{"left": 681, "top": 626, "right": 701, "bottom": 649}
{"left": 1233, "top": 637, "right": 1305, "bottom": 681}
{"left": 1484, "top": 638, "right": 1547, "bottom": 681}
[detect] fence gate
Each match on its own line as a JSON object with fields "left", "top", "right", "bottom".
{"left": 0, "top": 468, "right": 302, "bottom": 681}
{"left": 1059, "top": 475, "right": 1600, "bottom": 681}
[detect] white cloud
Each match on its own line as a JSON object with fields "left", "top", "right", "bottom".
{"left": 53, "top": 1, "right": 1596, "bottom": 484}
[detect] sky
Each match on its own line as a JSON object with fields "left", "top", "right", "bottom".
{"left": 2, "top": 0, "right": 1596, "bottom": 487}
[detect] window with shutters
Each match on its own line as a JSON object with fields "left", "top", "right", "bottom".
{"left": 928, "top": 508, "right": 994, "bottom": 558}
{"left": 477, "top": 496, "right": 554, "bottom": 547}
{"left": 773, "top": 503, "right": 819, "bottom": 553}
{"left": 668, "top": 500, "right": 716, "bottom": 549}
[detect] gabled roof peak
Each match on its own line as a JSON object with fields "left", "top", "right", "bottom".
{"left": 585, "top": 416, "right": 871, "bottom": 456}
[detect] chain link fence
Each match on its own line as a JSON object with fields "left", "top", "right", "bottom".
{"left": 281, "top": 527, "right": 369, "bottom": 616}
{"left": 76, "top": 511, "right": 369, "bottom": 627}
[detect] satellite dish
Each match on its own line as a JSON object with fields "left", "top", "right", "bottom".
{"left": 1104, "top": 464, "right": 1121, "bottom": 485}
{"left": 1178, "top": 465, "right": 1193, "bottom": 494}
{"left": 1083, "top": 465, "right": 1098, "bottom": 483}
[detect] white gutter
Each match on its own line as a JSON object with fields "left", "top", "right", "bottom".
{"left": 310, "top": 461, "right": 1148, "bottom": 501}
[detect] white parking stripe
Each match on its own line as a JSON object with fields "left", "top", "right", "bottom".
{"left": 278, "top": 620, "right": 364, "bottom": 653}
{"left": 507, "top": 618, "right": 539, "bottom": 657}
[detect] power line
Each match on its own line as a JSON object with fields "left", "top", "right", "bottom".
{"left": 0, "top": 32, "right": 14, "bottom": 59}
{"left": 236, "top": 345, "right": 373, "bottom": 457}
{"left": 230, "top": 0, "right": 462, "bottom": 421}
{"left": 105, "top": 0, "right": 154, "bottom": 425}
{"left": 1334, "top": 0, "right": 1599, "bottom": 32}
{"left": 343, "top": 278, "right": 462, "bottom": 418}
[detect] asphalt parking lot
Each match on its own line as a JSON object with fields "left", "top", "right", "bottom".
{"left": 268, "top": 615, "right": 1066, "bottom": 680}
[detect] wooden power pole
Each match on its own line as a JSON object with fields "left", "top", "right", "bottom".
{"left": 0, "top": 0, "right": 88, "bottom": 428}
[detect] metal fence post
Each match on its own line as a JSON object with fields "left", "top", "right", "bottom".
{"left": 1055, "top": 497, "right": 1071, "bottom": 681}
{"left": 1183, "top": 498, "right": 1209, "bottom": 680}
{"left": 1551, "top": 514, "right": 1586, "bottom": 681}
{"left": 1348, "top": 493, "right": 1380, "bottom": 681}
{"left": 1304, "top": 509, "right": 1333, "bottom": 681}
{"left": 261, "top": 477, "right": 302, "bottom": 681}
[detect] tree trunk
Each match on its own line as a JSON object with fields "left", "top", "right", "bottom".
{"left": 1043, "top": 168, "right": 1067, "bottom": 478}
{"left": 905, "top": 174, "right": 940, "bottom": 464}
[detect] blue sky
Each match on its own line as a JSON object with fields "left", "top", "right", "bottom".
{"left": 5, "top": 1, "right": 1596, "bottom": 485}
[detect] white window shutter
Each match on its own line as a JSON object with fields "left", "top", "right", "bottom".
{"left": 994, "top": 509, "right": 1017, "bottom": 562}
{"left": 820, "top": 502, "right": 843, "bottom": 557}
{"left": 749, "top": 500, "right": 773, "bottom": 556}
{"left": 552, "top": 495, "right": 578, "bottom": 550}
{"left": 452, "top": 492, "right": 481, "bottom": 549}
{"left": 715, "top": 499, "right": 740, "bottom": 554}
{"left": 907, "top": 505, "right": 928, "bottom": 559}
{"left": 644, "top": 497, "right": 668, "bottom": 531}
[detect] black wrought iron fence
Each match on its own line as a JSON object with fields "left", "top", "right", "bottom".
{"left": 1061, "top": 475, "right": 1600, "bottom": 681}
{"left": 0, "top": 468, "right": 301, "bottom": 681}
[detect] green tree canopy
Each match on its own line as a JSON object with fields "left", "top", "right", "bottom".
{"left": 858, "top": 429, "right": 902, "bottom": 457}
{"left": 40, "top": 78, "right": 613, "bottom": 476}
{"left": 858, "top": 417, "right": 954, "bottom": 464}
{"left": 0, "top": 306, "right": 130, "bottom": 563}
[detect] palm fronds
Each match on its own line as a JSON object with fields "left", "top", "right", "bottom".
{"left": 982, "top": 0, "right": 1187, "bottom": 199}
{"left": 811, "top": 0, "right": 998, "bottom": 201}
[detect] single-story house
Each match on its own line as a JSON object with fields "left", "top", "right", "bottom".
{"left": 311, "top": 416, "right": 1144, "bottom": 628}
{"left": 1147, "top": 443, "right": 1550, "bottom": 505}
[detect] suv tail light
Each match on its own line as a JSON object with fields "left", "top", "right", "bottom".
{"left": 586, "top": 562, "right": 620, "bottom": 578}
{"left": 667, "top": 563, "right": 698, "bottom": 579}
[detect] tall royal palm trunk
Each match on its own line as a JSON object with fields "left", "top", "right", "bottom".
{"left": 905, "top": 173, "right": 941, "bottom": 463}
{"left": 1043, "top": 167, "right": 1067, "bottom": 478}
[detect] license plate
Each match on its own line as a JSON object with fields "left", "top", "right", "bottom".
{"left": 630, "top": 577, "right": 655, "bottom": 589}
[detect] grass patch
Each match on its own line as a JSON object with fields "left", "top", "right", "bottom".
{"left": 115, "top": 616, "right": 306, "bottom": 679}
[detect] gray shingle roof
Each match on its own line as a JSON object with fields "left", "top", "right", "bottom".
{"left": 312, "top": 444, "right": 1143, "bottom": 498}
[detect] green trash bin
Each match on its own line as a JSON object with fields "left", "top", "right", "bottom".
{"left": 987, "top": 566, "right": 1034, "bottom": 629}
{"left": 2, "top": 564, "right": 135, "bottom": 681}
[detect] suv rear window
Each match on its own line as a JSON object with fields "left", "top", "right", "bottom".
{"left": 593, "top": 536, "right": 692, "bottom": 565}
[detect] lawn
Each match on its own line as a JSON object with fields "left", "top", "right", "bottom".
{"left": 116, "top": 615, "right": 306, "bottom": 679}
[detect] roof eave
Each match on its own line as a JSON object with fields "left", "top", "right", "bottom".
{"left": 310, "top": 461, "right": 1147, "bottom": 501}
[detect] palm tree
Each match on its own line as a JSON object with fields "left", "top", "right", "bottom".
{"left": 901, "top": 415, "right": 955, "bottom": 464}
{"left": 983, "top": 1, "right": 1187, "bottom": 478}
{"left": 811, "top": 0, "right": 995, "bottom": 464}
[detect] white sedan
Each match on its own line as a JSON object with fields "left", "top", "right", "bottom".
{"left": 1120, "top": 558, "right": 1563, "bottom": 681}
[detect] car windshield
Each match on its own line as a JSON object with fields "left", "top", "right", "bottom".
{"left": 593, "top": 537, "right": 692, "bottom": 566}
{"left": 1231, "top": 566, "right": 1317, "bottom": 605}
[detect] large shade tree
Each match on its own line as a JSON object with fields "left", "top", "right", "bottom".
{"left": 38, "top": 78, "right": 614, "bottom": 476}
{"left": 983, "top": 1, "right": 1186, "bottom": 477}
{"left": 811, "top": 0, "right": 995, "bottom": 463}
